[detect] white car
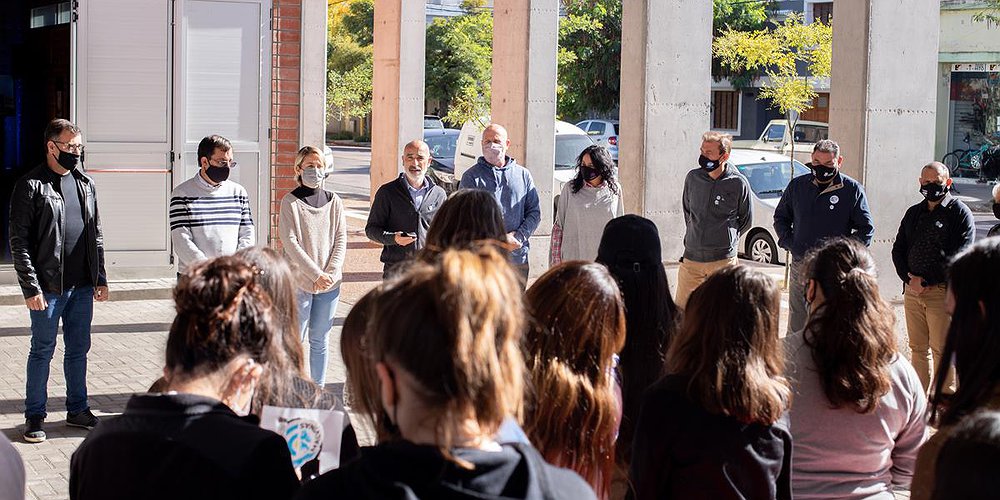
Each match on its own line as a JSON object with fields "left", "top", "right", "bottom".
{"left": 453, "top": 119, "right": 594, "bottom": 203}
{"left": 575, "top": 119, "right": 619, "bottom": 161}
{"left": 323, "top": 145, "right": 335, "bottom": 173}
{"left": 729, "top": 149, "right": 812, "bottom": 265}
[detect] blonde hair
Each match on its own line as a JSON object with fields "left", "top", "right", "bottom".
{"left": 368, "top": 244, "right": 526, "bottom": 459}
{"left": 702, "top": 131, "right": 733, "bottom": 155}
{"left": 293, "top": 146, "right": 325, "bottom": 184}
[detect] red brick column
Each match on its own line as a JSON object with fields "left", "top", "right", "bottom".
{"left": 270, "top": 0, "right": 303, "bottom": 247}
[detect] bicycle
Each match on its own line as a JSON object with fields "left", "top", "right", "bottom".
{"left": 942, "top": 132, "right": 998, "bottom": 182}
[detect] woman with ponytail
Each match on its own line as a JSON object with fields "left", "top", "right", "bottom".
{"left": 787, "top": 237, "right": 927, "bottom": 499}
{"left": 70, "top": 256, "right": 299, "bottom": 499}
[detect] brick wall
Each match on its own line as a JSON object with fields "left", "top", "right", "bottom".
{"left": 270, "top": 0, "right": 303, "bottom": 247}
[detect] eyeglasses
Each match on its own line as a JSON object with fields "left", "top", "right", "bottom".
{"left": 209, "top": 160, "right": 239, "bottom": 169}
{"left": 52, "top": 141, "right": 85, "bottom": 154}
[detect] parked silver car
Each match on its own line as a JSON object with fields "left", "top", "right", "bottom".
{"left": 575, "top": 119, "right": 619, "bottom": 161}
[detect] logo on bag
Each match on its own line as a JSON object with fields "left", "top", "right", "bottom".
{"left": 281, "top": 417, "right": 324, "bottom": 468}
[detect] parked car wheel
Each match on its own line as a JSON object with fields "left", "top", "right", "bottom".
{"left": 747, "top": 231, "right": 778, "bottom": 264}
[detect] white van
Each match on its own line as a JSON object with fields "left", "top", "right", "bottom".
{"left": 453, "top": 119, "right": 594, "bottom": 197}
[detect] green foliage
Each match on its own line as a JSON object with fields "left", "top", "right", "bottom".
{"left": 327, "top": 0, "right": 374, "bottom": 123}
{"left": 712, "top": 0, "right": 772, "bottom": 89}
{"left": 342, "top": 0, "right": 374, "bottom": 47}
{"left": 424, "top": 5, "right": 494, "bottom": 127}
{"left": 557, "top": 0, "right": 621, "bottom": 119}
{"left": 713, "top": 0, "right": 771, "bottom": 33}
{"left": 714, "top": 13, "right": 832, "bottom": 114}
{"left": 327, "top": 56, "right": 373, "bottom": 121}
{"left": 973, "top": 0, "right": 1000, "bottom": 23}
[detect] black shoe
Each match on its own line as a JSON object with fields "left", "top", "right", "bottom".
{"left": 24, "top": 417, "right": 46, "bottom": 443}
{"left": 66, "top": 409, "right": 100, "bottom": 430}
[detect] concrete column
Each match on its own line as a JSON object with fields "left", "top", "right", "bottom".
{"left": 619, "top": 0, "right": 713, "bottom": 260}
{"left": 491, "top": 0, "right": 559, "bottom": 276}
{"left": 830, "top": 0, "right": 940, "bottom": 293}
{"left": 299, "top": 0, "right": 328, "bottom": 148}
{"left": 371, "top": 0, "right": 425, "bottom": 195}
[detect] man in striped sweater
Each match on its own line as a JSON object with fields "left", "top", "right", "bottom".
{"left": 169, "top": 135, "right": 255, "bottom": 274}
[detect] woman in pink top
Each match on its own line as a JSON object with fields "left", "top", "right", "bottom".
{"left": 786, "top": 238, "right": 928, "bottom": 499}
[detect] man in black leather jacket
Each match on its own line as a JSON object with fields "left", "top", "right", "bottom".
{"left": 8, "top": 119, "right": 109, "bottom": 443}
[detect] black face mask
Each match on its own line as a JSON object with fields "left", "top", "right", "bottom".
{"left": 582, "top": 166, "right": 600, "bottom": 182}
{"left": 809, "top": 162, "right": 838, "bottom": 182}
{"left": 56, "top": 150, "right": 82, "bottom": 171}
{"left": 920, "top": 182, "right": 948, "bottom": 202}
{"left": 205, "top": 165, "right": 231, "bottom": 183}
{"left": 698, "top": 155, "right": 722, "bottom": 172}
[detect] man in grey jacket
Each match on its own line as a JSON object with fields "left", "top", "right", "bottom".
{"left": 677, "top": 131, "right": 753, "bottom": 308}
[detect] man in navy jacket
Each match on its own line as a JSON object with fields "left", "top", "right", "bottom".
{"left": 773, "top": 139, "right": 874, "bottom": 333}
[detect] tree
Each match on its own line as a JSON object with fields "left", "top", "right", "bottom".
{"left": 328, "top": 58, "right": 373, "bottom": 122}
{"left": 713, "top": 12, "right": 832, "bottom": 115}
{"left": 341, "top": 0, "right": 374, "bottom": 47}
{"left": 712, "top": 0, "right": 773, "bottom": 89}
{"left": 555, "top": 0, "right": 772, "bottom": 119}
{"left": 557, "top": 0, "right": 621, "bottom": 118}
{"left": 326, "top": 0, "right": 374, "bottom": 126}
{"left": 424, "top": 3, "right": 493, "bottom": 126}
{"left": 973, "top": 0, "right": 1000, "bottom": 24}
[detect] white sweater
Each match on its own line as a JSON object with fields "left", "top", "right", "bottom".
{"left": 169, "top": 174, "right": 255, "bottom": 272}
{"left": 550, "top": 180, "right": 624, "bottom": 265}
{"left": 278, "top": 193, "right": 347, "bottom": 293}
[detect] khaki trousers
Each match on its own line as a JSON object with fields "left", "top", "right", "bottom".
{"left": 675, "top": 256, "right": 739, "bottom": 309}
{"left": 905, "top": 285, "right": 955, "bottom": 394}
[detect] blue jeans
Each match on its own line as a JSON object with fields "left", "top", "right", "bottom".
{"left": 297, "top": 287, "right": 340, "bottom": 385}
{"left": 25, "top": 285, "right": 94, "bottom": 419}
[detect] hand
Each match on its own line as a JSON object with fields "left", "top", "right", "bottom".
{"left": 313, "top": 274, "right": 335, "bottom": 292}
{"left": 907, "top": 274, "right": 926, "bottom": 295}
{"left": 95, "top": 286, "right": 110, "bottom": 302}
{"left": 25, "top": 294, "right": 47, "bottom": 311}
{"left": 394, "top": 232, "right": 416, "bottom": 246}
{"left": 504, "top": 232, "right": 522, "bottom": 251}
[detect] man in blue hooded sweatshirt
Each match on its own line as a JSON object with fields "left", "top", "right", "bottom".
{"left": 459, "top": 123, "right": 541, "bottom": 282}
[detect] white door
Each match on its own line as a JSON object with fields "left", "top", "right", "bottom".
{"left": 74, "top": 0, "right": 174, "bottom": 269}
{"left": 174, "top": 0, "right": 272, "bottom": 247}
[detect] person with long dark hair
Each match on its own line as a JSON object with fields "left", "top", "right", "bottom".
{"left": 523, "top": 261, "right": 626, "bottom": 499}
{"left": 69, "top": 256, "right": 299, "bottom": 499}
{"left": 550, "top": 145, "right": 624, "bottom": 265}
{"left": 595, "top": 215, "right": 680, "bottom": 467}
{"left": 912, "top": 237, "right": 1000, "bottom": 500}
{"left": 931, "top": 410, "right": 1000, "bottom": 500}
{"left": 630, "top": 266, "right": 792, "bottom": 500}
{"left": 296, "top": 246, "right": 595, "bottom": 499}
{"left": 787, "top": 238, "right": 927, "bottom": 499}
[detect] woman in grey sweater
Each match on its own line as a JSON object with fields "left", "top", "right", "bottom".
{"left": 550, "top": 145, "right": 624, "bottom": 266}
{"left": 278, "top": 146, "right": 347, "bottom": 386}
{"left": 786, "top": 238, "right": 927, "bottom": 499}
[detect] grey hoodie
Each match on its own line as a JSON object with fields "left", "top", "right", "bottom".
{"left": 681, "top": 163, "right": 753, "bottom": 262}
